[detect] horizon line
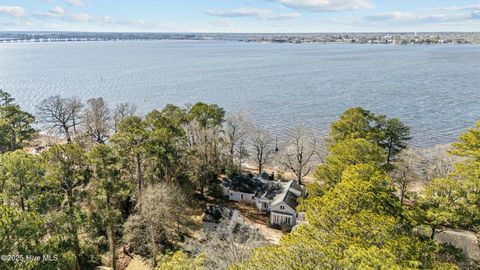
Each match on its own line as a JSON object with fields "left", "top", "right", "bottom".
{"left": 2, "top": 30, "right": 480, "bottom": 34}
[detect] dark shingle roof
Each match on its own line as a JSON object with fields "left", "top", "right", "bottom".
{"left": 261, "top": 182, "right": 284, "bottom": 200}
{"left": 223, "top": 176, "right": 267, "bottom": 195}
{"left": 283, "top": 191, "right": 299, "bottom": 210}
{"left": 290, "top": 181, "right": 304, "bottom": 194}
{"left": 258, "top": 172, "right": 273, "bottom": 180}
{"left": 203, "top": 205, "right": 234, "bottom": 224}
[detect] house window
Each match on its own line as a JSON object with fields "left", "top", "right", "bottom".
{"left": 280, "top": 205, "right": 285, "bottom": 210}
{"left": 241, "top": 194, "right": 244, "bottom": 200}
{"left": 286, "top": 217, "right": 291, "bottom": 224}
{"left": 252, "top": 196, "right": 255, "bottom": 200}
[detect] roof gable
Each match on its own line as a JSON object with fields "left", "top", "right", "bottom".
{"left": 270, "top": 181, "right": 304, "bottom": 210}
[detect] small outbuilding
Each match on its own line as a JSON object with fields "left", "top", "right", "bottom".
{"left": 202, "top": 204, "right": 239, "bottom": 231}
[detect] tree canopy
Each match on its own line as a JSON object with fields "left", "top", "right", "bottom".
{"left": 0, "top": 90, "right": 474, "bottom": 269}
{"left": 329, "top": 107, "right": 411, "bottom": 165}
{"left": 0, "top": 90, "right": 36, "bottom": 153}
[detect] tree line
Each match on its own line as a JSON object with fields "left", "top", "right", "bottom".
{"left": 1, "top": 89, "right": 479, "bottom": 269}
{"left": 0, "top": 89, "right": 320, "bottom": 269}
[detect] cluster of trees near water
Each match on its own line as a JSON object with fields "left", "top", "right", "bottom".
{"left": 1, "top": 88, "right": 479, "bottom": 269}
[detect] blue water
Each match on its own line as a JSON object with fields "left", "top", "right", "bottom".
{"left": 1, "top": 40, "right": 479, "bottom": 147}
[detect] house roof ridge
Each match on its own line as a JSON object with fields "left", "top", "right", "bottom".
{"left": 270, "top": 180, "right": 294, "bottom": 206}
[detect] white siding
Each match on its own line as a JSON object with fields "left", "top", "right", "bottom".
{"left": 203, "top": 222, "right": 219, "bottom": 231}
{"left": 228, "top": 190, "right": 256, "bottom": 203}
{"left": 270, "top": 212, "right": 296, "bottom": 226}
{"left": 256, "top": 199, "right": 271, "bottom": 212}
{"left": 203, "top": 210, "right": 241, "bottom": 232}
{"left": 270, "top": 202, "right": 295, "bottom": 215}
{"left": 222, "top": 186, "right": 230, "bottom": 196}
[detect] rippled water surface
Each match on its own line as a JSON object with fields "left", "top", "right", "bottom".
{"left": 1, "top": 40, "right": 479, "bottom": 147}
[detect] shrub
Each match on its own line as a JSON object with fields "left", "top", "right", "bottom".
{"left": 225, "top": 162, "right": 239, "bottom": 178}
{"left": 209, "top": 183, "right": 224, "bottom": 199}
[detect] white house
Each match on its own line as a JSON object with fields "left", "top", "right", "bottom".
{"left": 223, "top": 175, "right": 305, "bottom": 227}
{"left": 264, "top": 181, "right": 304, "bottom": 227}
{"left": 222, "top": 176, "right": 265, "bottom": 204}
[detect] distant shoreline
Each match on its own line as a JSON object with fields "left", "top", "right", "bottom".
{"left": 1, "top": 31, "right": 480, "bottom": 45}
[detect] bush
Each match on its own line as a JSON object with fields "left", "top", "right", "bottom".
{"left": 79, "top": 239, "right": 102, "bottom": 270}
{"left": 280, "top": 224, "right": 292, "bottom": 233}
{"left": 270, "top": 223, "right": 281, "bottom": 230}
{"left": 157, "top": 251, "right": 205, "bottom": 270}
{"left": 225, "top": 162, "right": 239, "bottom": 178}
{"left": 208, "top": 183, "right": 224, "bottom": 199}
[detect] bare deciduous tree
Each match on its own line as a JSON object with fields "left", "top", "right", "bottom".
{"left": 113, "top": 102, "right": 137, "bottom": 129}
{"left": 250, "top": 128, "right": 274, "bottom": 175}
{"left": 417, "top": 147, "right": 456, "bottom": 183}
{"left": 68, "top": 97, "right": 84, "bottom": 136}
{"left": 37, "top": 95, "right": 81, "bottom": 143}
{"left": 280, "top": 128, "right": 318, "bottom": 185}
{"left": 123, "top": 183, "right": 190, "bottom": 268}
{"left": 223, "top": 113, "right": 248, "bottom": 162}
{"left": 188, "top": 121, "right": 222, "bottom": 197}
{"left": 186, "top": 222, "right": 265, "bottom": 270}
{"left": 236, "top": 137, "right": 249, "bottom": 173}
{"left": 85, "top": 97, "right": 111, "bottom": 143}
{"left": 390, "top": 147, "right": 456, "bottom": 205}
{"left": 391, "top": 149, "right": 418, "bottom": 205}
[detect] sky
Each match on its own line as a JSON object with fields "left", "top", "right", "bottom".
{"left": 1, "top": 0, "right": 480, "bottom": 32}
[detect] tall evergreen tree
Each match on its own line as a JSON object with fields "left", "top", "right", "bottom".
{"left": 0, "top": 150, "right": 43, "bottom": 211}
{"left": 0, "top": 90, "right": 36, "bottom": 153}
{"left": 42, "top": 143, "right": 88, "bottom": 270}
{"left": 88, "top": 144, "right": 132, "bottom": 270}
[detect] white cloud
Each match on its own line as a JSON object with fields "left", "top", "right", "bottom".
{"left": 98, "top": 16, "right": 179, "bottom": 31}
{"left": 364, "top": 11, "right": 475, "bottom": 24}
{"left": 35, "top": 9, "right": 93, "bottom": 22}
{"left": 49, "top": 6, "right": 65, "bottom": 15}
{"left": 361, "top": 4, "right": 480, "bottom": 26}
{"left": 0, "top": 6, "right": 27, "bottom": 17}
{"left": 206, "top": 8, "right": 271, "bottom": 18}
{"left": 29, "top": 8, "right": 174, "bottom": 30}
{"left": 364, "top": 12, "right": 416, "bottom": 22}
{"left": 270, "top": 0, "right": 374, "bottom": 12}
{"left": 206, "top": 7, "right": 300, "bottom": 21}
{"left": 434, "top": 4, "right": 480, "bottom": 12}
{"left": 473, "top": 11, "right": 480, "bottom": 19}
{"left": 71, "top": 13, "right": 93, "bottom": 21}
{"left": 267, "top": 12, "right": 301, "bottom": 20}
{"left": 211, "top": 19, "right": 235, "bottom": 27}
{"left": 101, "top": 16, "right": 114, "bottom": 24}
{"left": 66, "top": 0, "right": 85, "bottom": 7}
{"left": 0, "top": 20, "right": 34, "bottom": 30}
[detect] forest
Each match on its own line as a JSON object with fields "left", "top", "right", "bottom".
{"left": 0, "top": 89, "right": 479, "bottom": 270}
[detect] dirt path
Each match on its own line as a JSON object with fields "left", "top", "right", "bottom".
{"left": 126, "top": 255, "right": 151, "bottom": 270}
{"left": 247, "top": 220, "right": 285, "bottom": 245}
